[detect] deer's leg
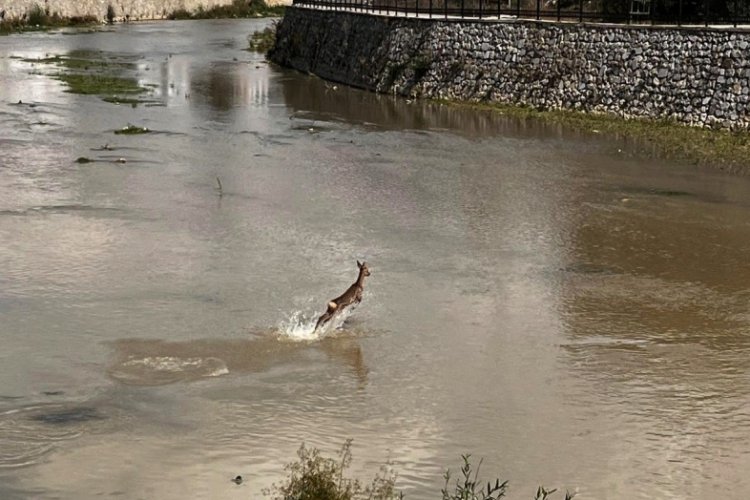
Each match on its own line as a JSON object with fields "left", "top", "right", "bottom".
{"left": 315, "top": 302, "right": 338, "bottom": 331}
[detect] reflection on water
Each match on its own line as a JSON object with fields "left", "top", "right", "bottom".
{"left": 2, "top": 17, "right": 750, "bottom": 500}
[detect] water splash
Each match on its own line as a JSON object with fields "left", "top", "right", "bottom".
{"left": 277, "top": 308, "right": 353, "bottom": 342}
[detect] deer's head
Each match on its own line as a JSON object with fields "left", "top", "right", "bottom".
{"left": 357, "top": 260, "right": 371, "bottom": 277}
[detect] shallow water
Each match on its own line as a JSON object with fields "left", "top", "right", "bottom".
{"left": 1, "top": 19, "right": 750, "bottom": 500}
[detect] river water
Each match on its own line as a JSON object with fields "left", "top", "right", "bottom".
{"left": 1, "top": 18, "right": 750, "bottom": 500}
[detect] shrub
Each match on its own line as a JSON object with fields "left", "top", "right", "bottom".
{"left": 266, "top": 442, "right": 574, "bottom": 500}
{"left": 265, "top": 440, "right": 400, "bottom": 500}
{"left": 27, "top": 4, "right": 47, "bottom": 25}
{"left": 106, "top": 4, "right": 116, "bottom": 23}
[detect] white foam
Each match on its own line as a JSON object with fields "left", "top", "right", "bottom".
{"left": 113, "top": 356, "right": 229, "bottom": 384}
{"left": 277, "top": 308, "right": 353, "bottom": 342}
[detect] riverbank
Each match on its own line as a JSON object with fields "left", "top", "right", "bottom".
{"left": 0, "top": 0, "right": 286, "bottom": 33}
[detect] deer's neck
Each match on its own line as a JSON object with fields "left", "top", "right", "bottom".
{"left": 355, "top": 271, "right": 367, "bottom": 288}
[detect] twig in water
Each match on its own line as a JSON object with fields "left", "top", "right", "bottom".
{"left": 215, "top": 176, "right": 223, "bottom": 197}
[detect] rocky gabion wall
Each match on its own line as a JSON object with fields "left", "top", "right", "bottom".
{"left": 271, "top": 7, "right": 750, "bottom": 129}
{"left": 0, "top": 0, "right": 280, "bottom": 22}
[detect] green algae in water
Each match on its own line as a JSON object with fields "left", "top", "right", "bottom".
{"left": 101, "top": 96, "right": 160, "bottom": 106}
{"left": 19, "top": 51, "right": 152, "bottom": 104}
{"left": 22, "top": 55, "right": 135, "bottom": 71}
{"left": 56, "top": 73, "right": 146, "bottom": 95}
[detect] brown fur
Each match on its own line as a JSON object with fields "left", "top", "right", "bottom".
{"left": 314, "top": 261, "right": 371, "bottom": 332}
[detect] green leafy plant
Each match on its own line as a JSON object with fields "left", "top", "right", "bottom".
{"left": 267, "top": 443, "right": 574, "bottom": 500}
{"left": 265, "top": 440, "right": 400, "bottom": 500}
{"left": 441, "top": 455, "right": 508, "bottom": 500}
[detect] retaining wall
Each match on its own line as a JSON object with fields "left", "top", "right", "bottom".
{"left": 271, "top": 7, "right": 750, "bottom": 129}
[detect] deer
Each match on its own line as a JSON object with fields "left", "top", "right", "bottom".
{"left": 314, "top": 261, "right": 371, "bottom": 332}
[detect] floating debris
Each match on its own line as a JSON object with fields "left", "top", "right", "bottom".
{"left": 114, "top": 125, "right": 150, "bottom": 135}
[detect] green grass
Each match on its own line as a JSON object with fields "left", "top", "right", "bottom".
{"left": 437, "top": 100, "right": 750, "bottom": 172}
{"left": 168, "top": 0, "right": 285, "bottom": 20}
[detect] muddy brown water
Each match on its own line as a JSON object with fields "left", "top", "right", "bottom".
{"left": 1, "top": 19, "right": 750, "bottom": 500}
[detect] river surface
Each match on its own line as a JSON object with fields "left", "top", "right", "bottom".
{"left": 1, "top": 18, "right": 750, "bottom": 500}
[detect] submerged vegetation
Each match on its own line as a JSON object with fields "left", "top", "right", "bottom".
{"left": 0, "top": 4, "right": 98, "bottom": 35}
{"left": 168, "top": 0, "right": 285, "bottom": 20}
{"left": 438, "top": 100, "right": 750, "bottom": 173}
{"left": 19, "top": 51, "right": 155, "bottom": 105}
{"left": 264, "top": 442, "right": 573, "bottom": 500}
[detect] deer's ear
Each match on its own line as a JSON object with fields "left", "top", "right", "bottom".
{"left": 357, "top": 260, "right": 363, "bottom": 268}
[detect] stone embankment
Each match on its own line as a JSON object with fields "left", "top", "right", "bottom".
{"left": 271, "top": 7, "right": 750, "bottom": 129}
{"left": 1, "top": 0, "right": 287, "bottom": 22}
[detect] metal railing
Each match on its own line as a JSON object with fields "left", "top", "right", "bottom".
{"left": 291, "top": 0, "right": 750, "bottom": 26}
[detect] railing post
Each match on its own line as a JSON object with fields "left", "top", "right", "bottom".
{"left": 578, "top": 0, "right": 583, "bottom": 22}
{"left": 461, "top": 0, "right": 465, "bottom": 17}
{"left": 704, "top": 0, "right": 709, "bottom": 26}
{"left": 429, "top": 0, "right": 433, "bottom": 17}
{"left": 536, "top": 0, "right": 540, "bottom": 19}
{"left": 516, "top": 0, "right": 520, "bottom": 18}
{"left": 557, "top": 0, "right": 561, "bottom": 21}
{"left": 479, "top": 0, "right": 483, "bottom": 18}
{"left": 497, "top": 0, "right": 501, "bottom": 18}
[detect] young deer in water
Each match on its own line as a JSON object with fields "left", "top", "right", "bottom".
{"left": 314, "top": 261, "right": 371, "bottom": 332}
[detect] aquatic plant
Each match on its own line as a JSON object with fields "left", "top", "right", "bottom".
{"left": 115, "top": 125, "right": 150, "bottom": 135}
{"left": 56, "top": 73, "right": 145, "bottom": 96}
{"left": 248, "top": 21, "right": 279, "bottom": 54}
{"left": 19, "top": 52, "right": 153, "bottom": 104}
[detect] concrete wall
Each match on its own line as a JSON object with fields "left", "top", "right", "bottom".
{"left": 271, "top": 7, "right": 750, "bottom": 129}
{"left": 1, "top": 0, "right": 287, "bottom": 22}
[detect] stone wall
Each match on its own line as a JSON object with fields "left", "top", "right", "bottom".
{"left": 271, "top": 7, "right": 750, "bottom": 129}
{"left": 0, "top": 0, "right": 286, "bottom": 22}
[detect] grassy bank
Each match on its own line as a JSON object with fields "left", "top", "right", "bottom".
{"left": 0, "top": 4, "right": 98, "bottom": 35}
{"left": 438, "top": 100, "right": 750, "bottom": 173}
{"left": 168, "top": 0, "right": 285, "bottom": 20}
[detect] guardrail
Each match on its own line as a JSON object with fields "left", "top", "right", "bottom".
{"left": 292, "top": 0, "right": 750, "bottom": 26}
